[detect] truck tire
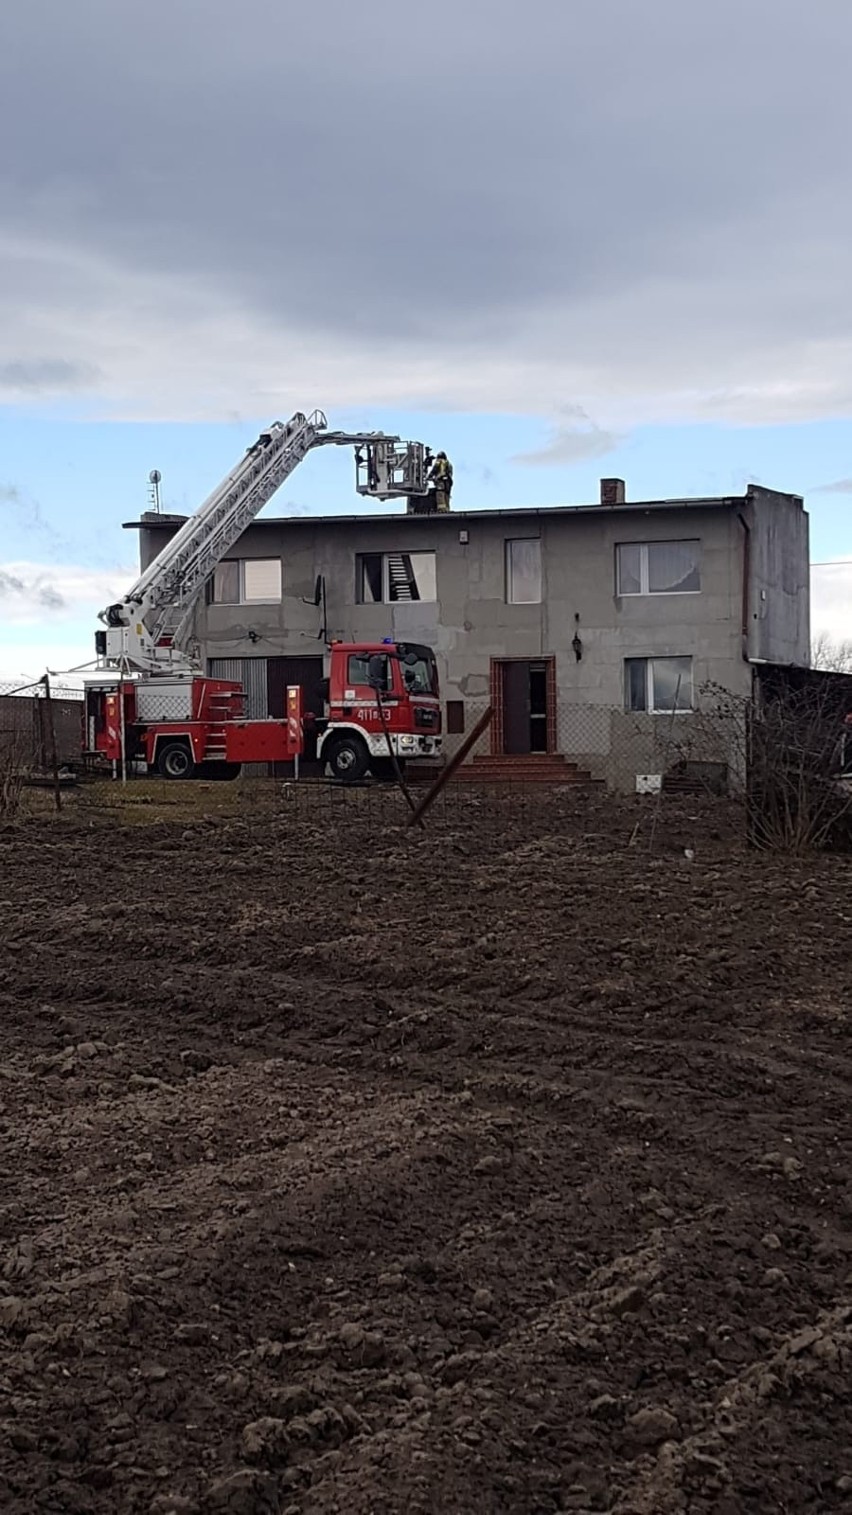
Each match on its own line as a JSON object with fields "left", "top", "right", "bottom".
{"left": 157, "top": 741, "right": 195, "bottom": 780}
{"left": 326, "top": 734, "right": 370, "bottom": 783}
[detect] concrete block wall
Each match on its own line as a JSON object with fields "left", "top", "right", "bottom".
{"left": 135, "top": 484, "right": 808, "bottom": 791}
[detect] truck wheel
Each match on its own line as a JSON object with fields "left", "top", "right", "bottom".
{"left": 157, "top": 741, "right": 195, "bottom": 780}
{"left": 327, "top": 735, "right": 370, "bottom": 783}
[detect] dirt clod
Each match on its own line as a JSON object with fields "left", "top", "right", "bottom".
{"left": 625, "top": 1406, "right": 681, "bottom": 1447}
{"left": 203, "top": 1469, "right": 279, "bottom": 1513}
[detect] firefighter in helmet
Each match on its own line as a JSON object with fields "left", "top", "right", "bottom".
{"left": 427, "top": 451, "right": 453, "bottom": 513}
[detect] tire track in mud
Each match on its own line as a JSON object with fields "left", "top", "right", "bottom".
{"left": 0, "top": 795, "right": 849, "bottom": 1512}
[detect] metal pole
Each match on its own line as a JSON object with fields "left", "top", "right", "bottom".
{"left": 41, "top": 674, "right": 63, "bottom": 812}
{"left": 119, "top": 659, "right": 128, "bottom": 786}
{"left": 375, "top": 687, "right": 422, "bottom": 825}
{"left": 407, "top": 705, "right": 493, "bottom": 829}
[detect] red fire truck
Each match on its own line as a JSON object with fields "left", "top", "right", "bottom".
{"left": 85, "top": 411, "right": 443, "bottom": 781}
{"left": 84, "top": 640, "right": 441, "bottom": 781}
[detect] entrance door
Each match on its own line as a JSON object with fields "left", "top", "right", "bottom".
{"left": 499, "top": 660, "right": 551, "bottom": 755}
{"left": 267, "top": 656, "right": 324, "bottom": 773}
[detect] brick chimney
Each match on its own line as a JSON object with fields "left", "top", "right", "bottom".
{"left": 600, "top": 478, "right": 626, "bottom": 506}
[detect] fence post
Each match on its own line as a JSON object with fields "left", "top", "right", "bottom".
{"left": 406, "top": 706, "right": 493, "bottom": 828}
{"left": 41, "top": 675, "right": 63, "bottom": 812}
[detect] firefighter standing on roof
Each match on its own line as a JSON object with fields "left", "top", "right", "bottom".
{"left": 428, "top": 451, "right": 453, "bottom": 512}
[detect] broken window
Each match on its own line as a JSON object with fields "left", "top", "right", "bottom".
{"left": 356, "top": 552, "right": 437, "bottom": 604}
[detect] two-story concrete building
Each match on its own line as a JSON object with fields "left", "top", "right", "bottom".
{"left": 130, "top": 479, "right": 809, "bottom": 787}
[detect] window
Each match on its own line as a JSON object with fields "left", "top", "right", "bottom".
{"left": 506, "top": 539, "right": 542, "bottom": 604}
{"left": 446, "top": 700, "right": 465, "bottom": 734}
{"left": 616, "top": 541, "right": 701, "bottom": 596}
{"left": 347, "top": 653, "right": 390, "bottom": 690}
{"left": 356, "top": 552, "right": 436, "bottom": 604}
{"left": 625, "top": 656, "right": 693, "bottom": 713}
{"left": 211, "top": 558, "right": 282, "bottom": 604}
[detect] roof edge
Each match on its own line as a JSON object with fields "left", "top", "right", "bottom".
{"left": 124, "top": 495, "right": 755, "bottom": 530}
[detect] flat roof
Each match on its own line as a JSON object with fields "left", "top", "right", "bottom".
{"left": 124, "top": 494, "right": 750, "bottom": 531}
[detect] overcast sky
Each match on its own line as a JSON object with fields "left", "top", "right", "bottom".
{"left": 0, "top": 0, "right": 850, "bottom": 678}
{"left": 1, "top": 0, "right": 851, "bottom": 425}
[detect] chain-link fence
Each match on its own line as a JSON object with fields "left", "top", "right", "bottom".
{"left": 9, "top": 674, "right": 845, "bottom": 852}
{"left": 555, "top": 696, "right": 745, "bottom": 794}
{"left": 434, "top": 688, "right": 745, "bottom": 795}
{"left": 0, "top": 681, "right": 85, "bottom": 815}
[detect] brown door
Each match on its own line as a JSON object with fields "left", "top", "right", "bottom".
{"left": 502, "top": 661, "right": 532, "bottom": 754}
{"left": 500, "top": 660, "right": 551, "bottom": 755}
{"left": 267, "top": 656, "right": 324, "bottom": 774}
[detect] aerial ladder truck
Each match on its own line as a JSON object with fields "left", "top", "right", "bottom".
{"left": 84, "top": 412, "right": 443, "bottom": 781}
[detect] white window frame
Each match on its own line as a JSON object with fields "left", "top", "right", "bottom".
{"left": 625, "top": 656, "right": 694, "bottom": 714}
{"left": 505, "top": 538, "right": 542, "bottom": 605}
{"left": 356, "top": 551, "right": 437, "bottom": 605}
{"left": 212, "top": 558, "right": 282, "bottom": 605}
{"left": 616, "top": 540, "right": 701, "bottom": 597}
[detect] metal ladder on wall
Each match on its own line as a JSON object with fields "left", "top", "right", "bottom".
{"left": 386, "top": 554, "right": 416, "bottom": 601}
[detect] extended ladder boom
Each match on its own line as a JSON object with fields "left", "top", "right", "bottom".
{"left": 99, "top": 410, "right": 429, "bottom": 674}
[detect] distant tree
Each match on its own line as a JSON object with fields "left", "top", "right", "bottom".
{"left": 811, "top": 631, "right": 852, "bottom": 673}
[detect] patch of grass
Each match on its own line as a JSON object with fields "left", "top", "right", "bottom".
{"left": 69, "top": 776, "right": 281, "bottom": 827}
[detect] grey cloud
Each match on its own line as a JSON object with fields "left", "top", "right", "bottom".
{"left": 514, "top": 408, "right": 623, "bottom": 467}
{"left": 0, "top": 571, "right": 66, "bottom": 611}
{"left": 811, "top": 479, "right": 852, "bottom": 495}
{"left": 38, "top": 585, "right": 66, "bottom": 610}
{"left": 0, "top": 359, "right": 97, "bottom": 393}
{"left": 1, "top": 0, "right": 852, "bottom": 421}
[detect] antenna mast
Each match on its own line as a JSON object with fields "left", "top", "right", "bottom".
{"left": 148, "top": 469, "right": 162, "bottom": 514}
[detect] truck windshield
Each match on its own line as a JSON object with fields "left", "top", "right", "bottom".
{"left": 401, "top": 653, "right": 437, "bottom": 695}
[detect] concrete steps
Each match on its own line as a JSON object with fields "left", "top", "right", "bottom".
{"left": 451, "top": 753, "right": 602, "bottom": 785}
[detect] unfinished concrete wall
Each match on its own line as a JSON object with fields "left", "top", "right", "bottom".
{"left": 745, "top": 486, "right": 810, "bottom": 666}
{"left": 132, "top": 491, "right": 804, "bottom": 791}
{"left": 141, "top": 504, "right": 750, "bottom": 697}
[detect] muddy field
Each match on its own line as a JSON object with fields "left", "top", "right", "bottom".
{"left": 0, "top": 786, "right": 849, "bottom": 1514}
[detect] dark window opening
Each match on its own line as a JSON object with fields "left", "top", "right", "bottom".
{"left": 446, "top": 700, "right": 465, "bottom": 734}
{"left": 357, "top": 554, "right": 384, "bottom": 604}
{"left": 356, "top": 552, "right": 437, "bottom": 604}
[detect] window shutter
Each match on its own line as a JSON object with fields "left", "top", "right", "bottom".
{"left": 242, "top": 559, "right": 282, "bottom": 602}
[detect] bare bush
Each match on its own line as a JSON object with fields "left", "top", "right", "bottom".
{"left": 0, "top": 721, "right": 31, "bottom": 820}
{"left": 662, "top": 679, "right": 851, "bottom": 852}
{"left": 748, "top": 681, "right": 851, "bottom": 851}
{"left": 811, "top": 631, "right": 852, "bottom": 674}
